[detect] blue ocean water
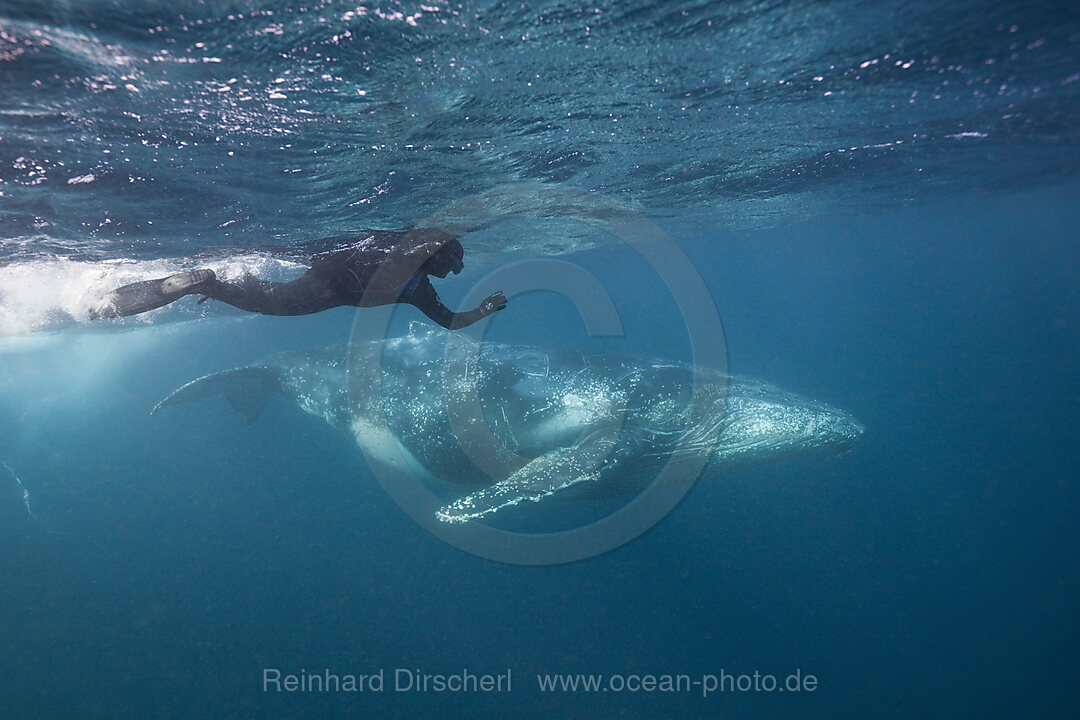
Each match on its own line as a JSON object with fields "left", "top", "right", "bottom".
{"left": 1, "top": 1, "right": 1078, "bottom": 718}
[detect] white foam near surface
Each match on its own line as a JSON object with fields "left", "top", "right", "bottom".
{"left": 0, "top": 254, "right": 306, "bottom": 337}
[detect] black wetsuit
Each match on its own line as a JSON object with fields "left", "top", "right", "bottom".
{"left": 201, "top": 230, "right": 463, "bottom": 324}
{"left": 93, "top": 228, "right": 506, "bottom": 328}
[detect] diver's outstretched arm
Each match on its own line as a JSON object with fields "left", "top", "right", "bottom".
{"left": 409, "top": 283, "right": 507, "bottom": 329}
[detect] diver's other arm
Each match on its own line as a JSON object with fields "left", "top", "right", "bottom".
{"left": 411, "top": 286, "right": 507, "bottom": 329}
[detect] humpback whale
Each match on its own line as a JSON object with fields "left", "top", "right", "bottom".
{"left": 152, "top": 325, "right": 863, "bottom": 523}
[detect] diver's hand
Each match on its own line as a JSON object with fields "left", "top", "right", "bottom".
{"left": 479, "top": 291, "right": 507, "bottom": 316}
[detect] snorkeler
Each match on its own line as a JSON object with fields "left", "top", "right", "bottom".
{"left": 90, "top": 227, "right": 507, "bottom": 329}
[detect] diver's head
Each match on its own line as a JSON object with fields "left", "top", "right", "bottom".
{"left": 423, "top": 238, "right": 465, "bottom": 278}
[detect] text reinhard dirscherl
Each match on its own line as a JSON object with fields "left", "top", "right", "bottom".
{"left": 262, "top": 667, "right": 819, "bottom": 698}
{"left": 263, "top": 668, "right": 512, "bottom": 694}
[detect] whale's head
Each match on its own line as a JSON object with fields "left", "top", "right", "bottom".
{"left": 712, "top": 380, "right": 864, "bottom": 466}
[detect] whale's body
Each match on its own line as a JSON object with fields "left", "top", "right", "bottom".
{"left": 154, "top": 326, "right": 863, "bottom": 522}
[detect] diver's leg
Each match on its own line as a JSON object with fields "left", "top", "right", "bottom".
{"left": 91, "top": 269, "right": 216, "bottom": 318}
{"left": 198, "top": 272, "right": 337, "bottom": 316}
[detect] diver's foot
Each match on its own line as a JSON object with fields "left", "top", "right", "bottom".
{"left": 161, "top": 268, "right": 216, "bottom": 295}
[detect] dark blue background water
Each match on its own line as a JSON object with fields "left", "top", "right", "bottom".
{"left": 2, "top": 1, "right": 1079, "bottom": 718}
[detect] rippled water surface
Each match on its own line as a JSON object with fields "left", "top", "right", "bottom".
{"left": 2, "top": 0, "right": 1078, "bottom": 260}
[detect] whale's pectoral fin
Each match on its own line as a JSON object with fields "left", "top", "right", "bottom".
{"left": 151, "top": 366, "right": 283, "bottom": 425}
{"left": 436, "top": 430, "right": 623, "bottom": 523}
